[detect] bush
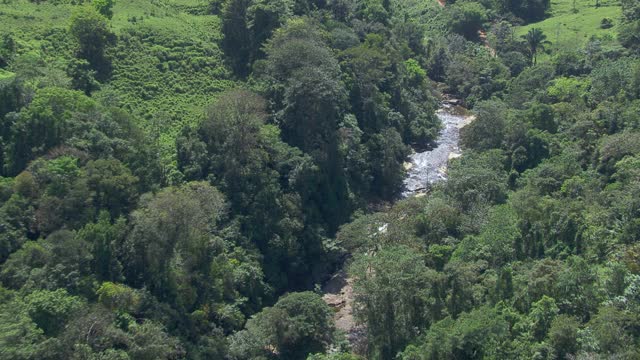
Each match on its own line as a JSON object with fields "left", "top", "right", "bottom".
{"left": 601, "top": 17, "right": 614, "bottom": 29}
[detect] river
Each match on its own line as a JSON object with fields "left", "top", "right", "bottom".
{"left": 322, "top": 101, "right": 473, "bottom": 353}
{"left": 402, "top": 104, "right": 473, "bottom": 196}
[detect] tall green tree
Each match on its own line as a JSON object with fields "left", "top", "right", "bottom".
{"left": 350, "top": 245, "right": 443, "bottom": 360}
{"left": 261, "top": 17, "right": 351, "bottom": 230}
{"left": 69, "top": 6, "right": 113, "bottom": 78}
{"left": 221, "top": 0, "right": 252, "bottom": 76}
{"left": 123, "top": 181, "right": 227, "bottom": 303}
{"left": 4, "top": 88, "right": 96, "bottom": 175}
{"left": 522, "top": 28, "right": 550, "bottom": 65}
{"left": 230, "top": 291, "right": 333, "bottom": 359}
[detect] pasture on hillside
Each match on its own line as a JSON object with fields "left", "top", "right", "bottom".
{"left": 516, "top": 0, "right": 622, "bottom": 61}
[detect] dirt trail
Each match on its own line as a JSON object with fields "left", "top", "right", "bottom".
{"left": 478, "top": 29, "right": 497, "bottom": 57}
{"left": 322, "top": 270, "right": 367, "bottom": 353}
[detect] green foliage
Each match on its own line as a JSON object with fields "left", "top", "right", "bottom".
{"left": 445, "top": 150, "right": 508, "bottom": 207}
{"left": 69, "top": 6, "right": 113, "bottom": 78}
{"left": 502, "top": 0, "right": 550, "bottom": 22}
{"left": 85, "top": 158, "right": 139, "bottom": 218}
{"left": 260, "top": 17, "right": 351, "bottom": 228}
{"left": 447, "top": 2, "right": 487, "bottom": 41}
{"left": 529, "top": 295, "right": 559, "bottom": 340}
{"left": 67, "top": 58, "right": 100, "bottom": 95}
{"left": 0, "top": 296, "right": 47, "bottom": 360}
{"left": 548, "top": 314, "right": 580, "bottom": 358}
{"left": 230, "top": 291, "right": 334, "bottom": 359}
{"left": 546, "top": 76, "right": 590, "bottom": 103}
{"left": 350, "top": 246, "right": 442, "bottom": 359}
{"left": 5, "top": 87, "right": 95, "bottom": 174}
{"left": 93, "top": 0, "right": 116, "bottom": 19}
{"left": 178, "top": 88, "right": 333, "bottom": 291}
{"left": 400, "top": 307, "right": 510, "bottom": 360}
{"left": 221, "top": 0, "right": 252, "bottom": 76}
{"left": 78, "top": 213, "right": 127, "bottom": 282}
{"left": 96, "top": 282, "right": 140, "bottom": 311}
{"left": 308, "top": 353, "right": 363, "bottom": 360}
{"left": 1, "top": 0, "right": 640, "bottom": 359}
{"left": 444, "top": 41, "right": 510, "bottom": 104}
{"left": 123, "top": 181, "right": 227, "bottom": 301}
{"left": 522, "top": 28, "right": 550, "bottom": 65}
{"left": 461, "top": 100, "right": 508, "bottom": 151}
{"left": 25, "top": 288, "right": 85, "bottom": 336}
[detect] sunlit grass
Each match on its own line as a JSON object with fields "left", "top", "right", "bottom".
{"left": 515, "top": 0, "right": 622, "bottom": 54}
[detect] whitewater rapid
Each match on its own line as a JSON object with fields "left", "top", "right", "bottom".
{"left": 402, "top": 105, "right": 473, "bottom": 196}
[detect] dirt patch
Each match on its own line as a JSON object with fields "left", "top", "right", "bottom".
{"left": 322, "top": 269, "right": 367, "bottom": 354}
{"left": 323, "top": 270, "right": 355, "bottom": 331}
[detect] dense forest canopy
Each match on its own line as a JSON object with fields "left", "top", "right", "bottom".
{"left": 0, "top": 0, "right": 639, "bottom": 358}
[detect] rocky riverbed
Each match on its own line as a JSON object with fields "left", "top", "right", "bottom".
{"left": 403, "top": 104, "right": 474, "bottom": 196}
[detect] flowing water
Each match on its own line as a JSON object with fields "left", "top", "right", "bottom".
{"left": 402, "top": 104, "right": 473, "bottom": 196}
{"left": 323, "top": 102, "right": 472, "bottom": 353}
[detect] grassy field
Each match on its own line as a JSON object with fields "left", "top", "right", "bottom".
{"left": 515, "top": 0, "right": 622, "bottom": 55}
{"left": 0, "top": 0, "right": 234, "bottom": 163}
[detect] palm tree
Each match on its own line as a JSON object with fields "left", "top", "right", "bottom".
{"left": 522, "top": 28, "right": 551, "bottom": 65}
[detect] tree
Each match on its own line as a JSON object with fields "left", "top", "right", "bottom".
{"left": 460, "top": 100, "right": 508, "bottom": 151}
{"left": 0, "top": 241, "right": 50, "bottom": 290}
{"left": 40, "top": 230, "right": 95, "bottom": 295}
{"left": 178, "top": 89, "right": 331, "bottom": 292}
{"left": 5, "top": 87, "right": 96, "bottom": 175}
{"left": 25, "top": 156, "right": 96, "bottom": 234}
{"left": 308, "top": 353, "right": 363, "bottom": 360}
{"left": 548, "top": 314, "right": 580, "bottom": 359}
{"left": 77, "top": 212, "right": 127, "bottom": 282}
{"left": 619, "top": 0, "right": 640, "bottom": 51}
{"left": 529, "top": 295, "right": 559, "bottom": 341}
{"left": 448, "top": 2, "right": 488, "bottom": 41}
{"left": 526, "top": 103, "right": 556, "bottom": 133}
{"left": 25, "top": 289, "right": 85, "bottom": 336}
{"left": 66, "top": 58, "right": 100, "bottom": 95}
{"left": 0, "top": 33, "right": 16, "bottom": 68}
{"left": 221, "top": 0, "right": 252, "bottom": 76}
{"left": 93, "top": 0, "right": 116, "bottom": 19}
{"left": 0, "top": 296, "right": 48, "bottom": 360}
{"left": 497, "top": 0, "right": 550, "bottom": 23}
{"left": 123, "top": 181, "right": 227, "bottom": 304}
{"left": 60, "top": 306, "right": 185, "bottom": 359}
{"left": 248, "top": 0, "right": 293, "bottom": 61}
{"left": 123, "top": 180, "right": 269, "bottom": 326}
{"left": 69, "top": 6, "right": 113, "bottom": 78}
{"left": 85, "top": 158, "right": 139, "bottom": 218}
{"left": 399, "top": 306, "right": 510, "bottom": 360}
{"left": 229, "top": 291, "right": 334, "bottom": 359}
{"left": 365, "top": 128, "right": 409, "bottom": 198}
{"left": 522, "top": 28, "right": 550, "bottom": 65}
{"left": 261, "top": 18, "right": 350, "bottom": 230}
{"left": 0, "top": 191, "right": 32, "bottom": 263}
{"left": 445, "top": 150, "right": 508, "bottom": 207}
{"left": 587, "top": 304, "right": 640, "bottom": 357}
{"left": 350, "top": 246, "right": 442, "bottom": 360}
